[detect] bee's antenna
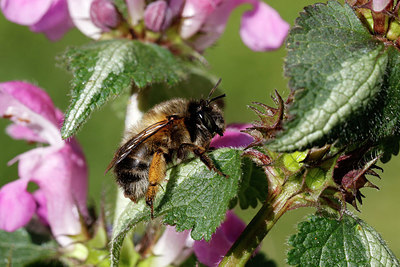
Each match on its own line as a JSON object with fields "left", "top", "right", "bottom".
{"left": 208, "top": 93, "right": 226, "bottom": 104}
{"left": 207, "top": 78, "right": 222, "bottom": 100}
{"left": 206, "top": 78, "right": 225, "bottom": 105}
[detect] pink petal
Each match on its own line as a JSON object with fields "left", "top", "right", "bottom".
{"left": 0, "top": 82, "right": 57, "bottom": 124}
{"left": 0, "top": 82, "right": 62, "bottom": 146}
{"left": 65, "top": 139, "right": 88, "bottom": 216}
{"left": 30, "top": 0, "right": 74, "bottom": 41}
{"left": 372, "top": 0, "right": 391, "bottom": 12}
{"left": 17, "top": 145, "right": 87, "bottom": 246}
{"left": 126, "top": 0, "right": 145, "bottom": 25}
{"left": 1, "top": 0, "right": 53, "bottom": 25}
{"left": 68, "top": 0, "right": 102, "bottom": 39}
{"left": 0, "top": 179, "right": 36, "bottom": 232}
{"left": 239, "top": 1, "right": 289, "bottom": 51}
{"left": 211, "top": 124, "right": 253, "bottom": 148}
{"left": 188, "top": 0, "right": 233, "bottom": 51}
{"left": 180, "top": 0, "right": 223, "bottom": 39}
{"left": 193, "top": 210, "right": 246, "bottom": 267}
{"left": 6, "top": 124, "right": 47, "bottom": 143}
{"left": 152, "top": 226, "right": 193, "bottom": 266}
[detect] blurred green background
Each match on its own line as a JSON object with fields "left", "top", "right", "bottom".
{"left": 1, "top": 1, "right": 399, "bottom": 265}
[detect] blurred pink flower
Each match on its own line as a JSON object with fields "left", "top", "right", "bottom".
{"left": 1, "top": 0, "right": 74, "bottom": 40}
{"left": 211, "top": 123, "right": 253, "bottom": 148}
{"left": 181, "top": 0, "right": 289, "bottom": 51}
{"left": 193, "top": 210, "right": 246, "bottom": 266}
{"left": 0, "top": 81, "right": 87, "bottom": 246}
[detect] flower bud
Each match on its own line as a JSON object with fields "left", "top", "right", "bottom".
{"left": 90, "top": 0, "right": 121, "bottom": 32}
{"left": 144, "top": 0, "right": 172, "bottom": 32}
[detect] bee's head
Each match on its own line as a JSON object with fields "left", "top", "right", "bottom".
{"left": 195, "top": 79, "right": 226, "bottom": 136}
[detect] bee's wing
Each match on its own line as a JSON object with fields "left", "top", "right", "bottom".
{"left": 105, "top": 119, "right": 171, "bottom": 173}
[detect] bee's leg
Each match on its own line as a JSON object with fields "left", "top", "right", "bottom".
{"left": 146, "top": 151, "right": 167, "bottom": 219}
{"left": 178, "top": 143, "right": 228, "bottom": 178}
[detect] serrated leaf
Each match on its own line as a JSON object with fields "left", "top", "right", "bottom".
{"left": 0, "top": 229, "right": 57, "bottom": 266}
{"left": 268, "top": 1, "right": 388, "bottom": 152}
{"left": 288, "top": 213, "right": 399, "bottom": 266}
{"left": 111, "top": 148, "right": 257, "bottom": 266}
{"left": 60, "top": 39, "right": 186, "bottom": 138}
{"left": 321, "top": 47, "right": 400, "bottom": 162}
{"left": 237, "top": 158, "right": 268, "bottom": 209}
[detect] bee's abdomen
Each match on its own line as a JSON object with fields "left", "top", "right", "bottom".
{"left": 115, "top": 155, "right": 150, "bottom": 201}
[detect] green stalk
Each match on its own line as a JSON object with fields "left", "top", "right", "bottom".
{"left": 219, "top": 189, "right": 294, "bottom": 266}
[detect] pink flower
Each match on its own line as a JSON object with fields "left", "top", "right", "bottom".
{"left": 0, "top": 81, "right": 88, "bottom": 247}
{"left": 1, "top": 0, "right": 74, "bottom": 41}
{"left": 211, "top": 123, "right": 253, "bottom": 148}
{"left": 181, "top": 0, "right": 289, "bottom": 52}
{"left": 193, "top": 210, "right": 246, "bottom": 267}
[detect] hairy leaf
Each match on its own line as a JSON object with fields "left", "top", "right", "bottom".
{"left": 60, "top": 40, "right": 186, "bottom": 138}
{"left": 111, "top": 148, "right": 262, "bottom": 266}
{"left": 288, "top": 213, "right": 399, "bottom": 266}
{"left": 0, "top": 229, "right": 57, "bottom": 265}
{"left": 268, "top": 1, "right": 388, "bottom": 151}
{"left": 317, "top": 47, "right": 400, "bottom": 162}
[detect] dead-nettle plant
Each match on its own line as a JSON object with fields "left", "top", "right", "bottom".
{"left": 0, "top": 0, "right": 400, "bottom": 266}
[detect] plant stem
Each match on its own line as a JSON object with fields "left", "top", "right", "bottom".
{"left": 219, "top": 190, "right": 294, "bottom": 266}
{"left": 113, "top": 93, "right": 143, "bottom": 227}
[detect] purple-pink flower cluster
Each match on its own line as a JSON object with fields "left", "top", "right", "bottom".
{"left": 0, "top": 82, "right": 88, "bottom": 246}
{"left": 1, "top": 0, "right": 289, "bottom": 52}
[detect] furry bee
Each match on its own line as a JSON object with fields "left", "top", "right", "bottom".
{"left": 106, "top": 80, "right": 226, "bottom": 218}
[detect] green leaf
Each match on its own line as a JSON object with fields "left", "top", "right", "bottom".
{"left": 60, "top": 40, "right": 186, "bottom": 138}
{"left": 288, "top": 213, "right": 399, "bottom": 266}
{"left": 0, "top": 229, "right": 57, "bottom": 266}
{"left": 268, "top": 1, "right": 388, "bottom": 152}
{"left": 236, "top": 158, "right": 268, "bottom": 209}
{"left": 363, "top": 47, "right": 400, "bottom": 161}
{"left": 320, "top": 47, "right": 400, "bottom": 162}
{"left": 111, "top": 148, "right": 258, "bottom": 266}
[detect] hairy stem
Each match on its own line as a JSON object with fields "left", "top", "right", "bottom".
{"left": 219, "top": 190, "right": 294, "bottom": 266}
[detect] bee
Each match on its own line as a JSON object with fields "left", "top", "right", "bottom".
{"left": 106, "top": 79, "right": 227, "bottom": 218}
